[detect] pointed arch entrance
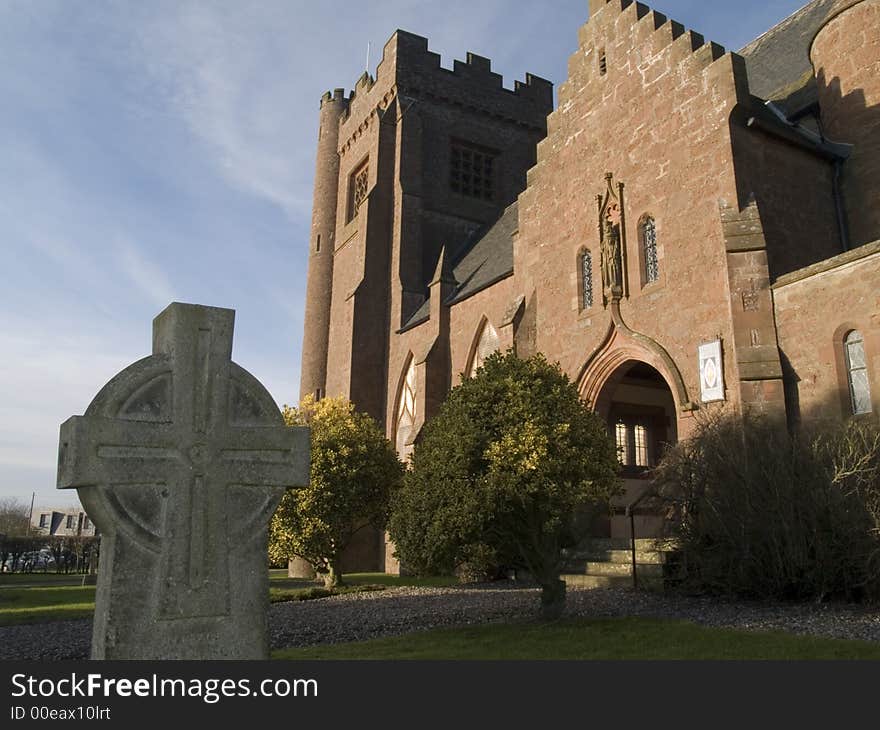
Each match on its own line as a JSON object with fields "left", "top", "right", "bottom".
{"left": 582, "top": 355, "right": 681, "bottom": 540}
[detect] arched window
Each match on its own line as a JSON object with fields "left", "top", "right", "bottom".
{"left": 845, "top": 330, "right": 872, "bottom": 415}
{"left": 640, "top": 216, "right": 659, "bottom": 284}
{"left": 580, "top": 249, "right": 593, "bottom": 310}
{"left": 469, "top": 320, "right": 500, "bottom": 377}
{"left": 396, "top": 359, "right": 416, "bottom": 460}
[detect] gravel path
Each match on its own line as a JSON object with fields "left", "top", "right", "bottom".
{"left": 3, "top": 584, "right": 880, "bottom": 660}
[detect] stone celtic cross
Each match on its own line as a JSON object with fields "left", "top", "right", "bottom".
{"left": 57, "top": 303, "right": 309, "bottom": 660}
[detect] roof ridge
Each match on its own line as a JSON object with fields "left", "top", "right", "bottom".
{"left": 739, "top": 0, "right": 828, "bottom": 55}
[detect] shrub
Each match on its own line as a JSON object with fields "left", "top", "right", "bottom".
{"left": 389, "top": 351, "right": 620, "bottom": 618}
{"left": 654, "top": 413, "right": 880, "bottom": 602}
{"left": 269, "top": 396, "right": 404, "bottom": 588}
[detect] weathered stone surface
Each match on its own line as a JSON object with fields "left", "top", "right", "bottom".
{"left": 57, "top": 303, "right": 309, "bottom": 659}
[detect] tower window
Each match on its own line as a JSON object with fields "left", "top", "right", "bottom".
{"left": 845, "top": 330, "right": 872, "bottom": 415}
{"left": 347, "top": 161, "right": 369, "bottom": 222}
{"left": 450, "top": 140, "right": 497, "bottom": 202}
{"left": 580, "top": 249, "right": 594, "bottom": 310}
{"left": 598, "top": 48, "right": 607, "bottom": 76}
{"left": 316, "top": 234, "right": 321, "bottom": 253}
{"left": 640, "top": 216, "right": 659, "bottom": 285}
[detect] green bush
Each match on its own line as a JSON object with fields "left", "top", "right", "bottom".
{"left": 388, "top": 350, "right": 620, "bottom": 618}
{"left": 654, "top": 414, "right": 880, "bottom": 602}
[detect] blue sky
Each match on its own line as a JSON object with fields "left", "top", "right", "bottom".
{"left": 0, "top": 0, "right": 808, "bottom": 509}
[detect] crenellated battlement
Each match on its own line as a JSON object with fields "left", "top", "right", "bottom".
{"left": 329, "top": 29, "right": 552, "bottom": 139}
{"left": 557, "top": 0, "right": 736, "bottom": 111}
{"left": 319, "top": 87, "right": 349, "bottom": 108}
{"left": 581, "top": 1, "right": 728, "bottom": 71}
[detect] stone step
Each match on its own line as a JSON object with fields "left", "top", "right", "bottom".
{"left": 580, "top": 548, "right": 666, "bottom": 564}
{"left": 580, "top": 561, "right": 664, "bottom": 578}
{"left": 562, "top": 573, "right": 665, "bottom": 591}
{"left": 562, "top": 574, "right": 633, "bottom": 589}
{"left": 586, "top": 538, "right": 676, "bottom": 552}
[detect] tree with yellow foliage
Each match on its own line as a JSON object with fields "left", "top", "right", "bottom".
{"left": 269, "top": 396, "right": 404, "bottom": 588}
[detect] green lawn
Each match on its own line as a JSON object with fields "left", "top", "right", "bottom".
{"left": 0, "top": 573, "right": 91, "bottom": 587}
{"left": 3, "top": 578, "right": 878, "bottom": 659}
{"left": 0, "top": 586, "right": 97, "bottom": 625}
{"left": 272, "top": 617, "right": 880, "bottom": 660}
{"left": 1, "top": 571, "right": 431, "bottom": 626}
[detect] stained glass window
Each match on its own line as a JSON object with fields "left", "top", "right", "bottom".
{"left": 396, "top": 359, "right": 417, "bottom": 460}
{"left": 641, "top": 216, "right": 659, "bottom": 284}
{"left": 580, "top": 250, "right": 593, "bottom": 310}
{"left": 469, "top": 321, "right": 500, "bottom": 377}
{"left": 846, "top": 330, "right": 872, "bottom": 415}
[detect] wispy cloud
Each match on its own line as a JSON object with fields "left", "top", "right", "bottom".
{"left": 127, "top": 2, "right": 316, "bottom": 219}
{"left": 115, "top": 236, "right": 176, "bottom": 308}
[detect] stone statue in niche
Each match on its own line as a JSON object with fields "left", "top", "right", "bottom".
{"left": 602, "top": 202, "right": 622, "bottom": 291}
{"left": 597, "top": 172, "right": 628, "bottom": 306}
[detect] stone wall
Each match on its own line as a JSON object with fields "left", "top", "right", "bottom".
{"left": 516, "top": 1, "right": 745, "bottom": 414}
{"left": 772, "top": 240, "right": 880, "bottom": 422}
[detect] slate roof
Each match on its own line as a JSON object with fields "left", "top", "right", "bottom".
{"left": 400, "top": 202, "right": 517, "bottom": 331}
{"left": 738, "top": 0, "right": 837, "bottom": 117}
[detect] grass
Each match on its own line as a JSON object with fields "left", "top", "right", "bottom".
{"left": 272, "top": 616, "right": 880, "bottom": 660}
{"left": 0, "top": 573, "right": 91, "bottom": 587}
{"left": 4, "top": 577, "right": 879, "bottom": 659}
{"left": 0, "top": 586, "right": 97, "bottom": 625}
{"left": 1, "top": 571, "right": 413, "bottom": 625}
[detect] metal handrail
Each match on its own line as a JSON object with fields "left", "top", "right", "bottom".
{"left": 624, "top": 488, "right": 653, "bottom": 590}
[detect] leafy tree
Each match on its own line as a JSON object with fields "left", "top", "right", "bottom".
{"left": 389, "top": 350, "right": 620, "bottom": 618}
{"left": 0, "top": 497, "right": 30, "bottom": 537}
{"left": 269, "top": 396, "right": 404, "bottom": 588}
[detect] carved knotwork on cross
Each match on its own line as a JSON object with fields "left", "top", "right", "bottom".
{"left": 597, "top": 172, "right": 628, "bottom": 307}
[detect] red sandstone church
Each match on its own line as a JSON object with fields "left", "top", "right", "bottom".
{"left": 298, "top": 0, "right": 879, "bottom": 573}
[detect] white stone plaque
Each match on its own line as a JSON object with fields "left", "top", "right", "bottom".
{"left": 699, "top": 340, "right": 724, "bottom": 402}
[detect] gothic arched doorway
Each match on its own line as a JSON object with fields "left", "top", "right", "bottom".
{"left": 594, "top": 359, "right": 677, "bottom": 539}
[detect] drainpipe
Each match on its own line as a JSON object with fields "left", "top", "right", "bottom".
{"left": 832, "top": 158, "right": 850, "bottom": 252}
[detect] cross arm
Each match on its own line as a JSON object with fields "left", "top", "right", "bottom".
{"left": 217, "top": 425, "right": 310, "bottom": 488}
{"left": 58, "top": 415, "right": 179, "bottom": 489}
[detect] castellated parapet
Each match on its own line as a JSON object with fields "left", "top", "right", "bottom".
{"left": 336, "top": 30, "right": 553, "bottom": 156}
